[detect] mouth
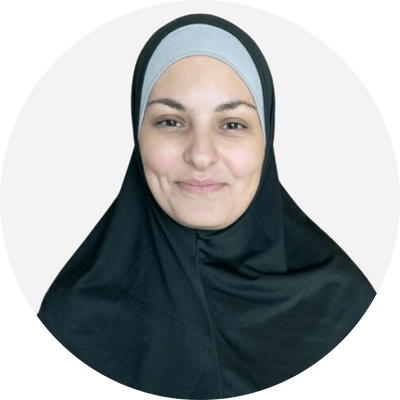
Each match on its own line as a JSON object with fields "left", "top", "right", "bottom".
{"left": 177, "top": 179, "right": 228, "bottom": 194}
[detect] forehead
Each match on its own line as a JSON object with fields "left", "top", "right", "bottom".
{"left": 149, "top": 56, "right": 255, "bottom": 103}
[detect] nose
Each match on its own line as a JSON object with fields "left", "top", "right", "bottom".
{"left": 183, "top": 124, "right": 219, "bottom": 170}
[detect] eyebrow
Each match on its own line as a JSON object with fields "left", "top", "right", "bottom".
{"left": 147, "top": 98, "right": 257, "bottom": 112}
{"left": 214, "top": 100, "right": 257, "bottom": 112}
{"left": 147, "top": 98, "right": 186, "bottom": 111}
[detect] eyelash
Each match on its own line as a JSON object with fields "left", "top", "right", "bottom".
{"left": 154, "top": 119, "right": 248, "bottom": 131}
{"left": 221, "top": 122, "right": 247, "bottom": 131}
{"left": 155, "top": 119, "right": 184, "bottom": 128}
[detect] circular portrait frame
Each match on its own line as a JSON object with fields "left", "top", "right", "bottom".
{"left": 2, "top": 1, "right": 399, "bottom": 398}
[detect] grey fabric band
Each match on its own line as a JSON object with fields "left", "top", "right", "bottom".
{"left": 138, "top": 24, "right": 265, "bottom": 141}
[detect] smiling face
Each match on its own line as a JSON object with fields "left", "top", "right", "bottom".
{"left": 139, "top": 56, "right": 265, "bottom": 230}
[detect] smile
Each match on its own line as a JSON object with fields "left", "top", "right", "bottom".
{"left": 177, "top": 179, "right": 227, "bottom": 194}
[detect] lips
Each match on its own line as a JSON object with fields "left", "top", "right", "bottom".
{"left": 178, "top": 179, "right": 227, "bottom": 194}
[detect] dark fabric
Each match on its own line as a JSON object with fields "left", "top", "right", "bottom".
{"left": 38, "top": 14, "right": 376, "bottom": 399}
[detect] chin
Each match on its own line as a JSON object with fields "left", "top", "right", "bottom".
{"left": 175, "top": 209, "right": 230, "bottom": 231}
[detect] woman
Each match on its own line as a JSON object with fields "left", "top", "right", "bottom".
{"left": 38, "top": 14, "right": 375, "bottom": 399}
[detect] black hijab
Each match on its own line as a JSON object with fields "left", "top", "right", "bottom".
{"left": 38, "top": 14, "right": 376, "bottom": 399}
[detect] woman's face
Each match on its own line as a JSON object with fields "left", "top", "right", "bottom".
{"left": 139, "top": 56, "right": 265, "bottom": 230}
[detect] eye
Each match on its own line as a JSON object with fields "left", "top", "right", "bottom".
{"left": 221, "top": 121, "right": 247, "bottom": 131}
{"left": 155, "top": 119, "right": 184, "bottom": 128}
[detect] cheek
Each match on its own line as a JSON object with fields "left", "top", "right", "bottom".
{"left": 141, "top": 139, "right": 182, "bottom": 182}
{"left": 224, "top": 145, "right": 264, "bottom": 181}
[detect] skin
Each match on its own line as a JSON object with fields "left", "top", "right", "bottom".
{"left": 139, "top": 56, "right": 265, "bottom": 230}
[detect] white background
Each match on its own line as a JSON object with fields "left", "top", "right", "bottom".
{"left": 2, "top": 0, "right": 397, "bottom": 312}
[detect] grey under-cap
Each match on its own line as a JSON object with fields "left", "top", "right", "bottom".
{"left": 138, "top": 23, "right": 265, "bottom": 141}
